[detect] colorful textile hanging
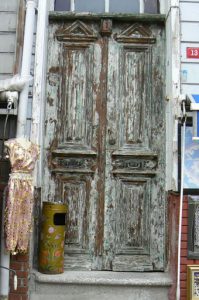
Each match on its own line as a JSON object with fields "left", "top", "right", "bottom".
{"left": 4, "top": 138, "right": 39, "bottom": 254}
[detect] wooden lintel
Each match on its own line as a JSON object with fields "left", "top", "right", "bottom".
{"left": 49, "top": 12, "right": 166, "bottom": 24}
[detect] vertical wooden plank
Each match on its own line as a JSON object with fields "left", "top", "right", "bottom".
{"left": 150, "top": 23, "right": 166, "bottom": 270}
{"left": 43, "top": 22, "right": 60, "bottom": 202}
{"left": 165, "top": 4, "right": 180, "bottom": 191}
{"left": 93, "top": 36, "right": 108, "bottom": 268}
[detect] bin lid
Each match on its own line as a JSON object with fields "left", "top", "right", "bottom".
{"left": 42, "top": 201, "right": 67, "bottom": 212}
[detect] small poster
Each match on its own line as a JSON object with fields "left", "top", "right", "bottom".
{"left": 183, "top": 126, "right": 199, "bottom": 190}
{"left": 187, "top": 266, "right": 199, "bottom": 299}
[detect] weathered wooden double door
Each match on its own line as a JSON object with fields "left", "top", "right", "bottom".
{"left": 44, "top": 16, "right": 165, "bottom": 272}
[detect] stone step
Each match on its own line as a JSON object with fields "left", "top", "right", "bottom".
{"left": 30, "top": 270, "right": 172, "bottom": 300}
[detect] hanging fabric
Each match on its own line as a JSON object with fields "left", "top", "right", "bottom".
{"left": 4, "top": 138, "right": 39, "bottom": 254}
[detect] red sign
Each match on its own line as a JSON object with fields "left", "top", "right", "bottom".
{"left": 187, "top": 47, "right": 199, "bottom": 58}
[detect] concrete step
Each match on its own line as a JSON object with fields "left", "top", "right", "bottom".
{"left": 30, "top": 270, "right": 172, "bottom": 300}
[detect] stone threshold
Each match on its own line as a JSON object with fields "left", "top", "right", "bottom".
{"left": 32, "top": 270, "right": 172, "bottom": 287}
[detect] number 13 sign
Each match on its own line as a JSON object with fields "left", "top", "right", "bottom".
{"left": 187, "top": 48, "right": 199, "bottom": 59}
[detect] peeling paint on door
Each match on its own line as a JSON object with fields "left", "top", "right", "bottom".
{"left": 44, "top": 17, "right": 166, "bottom": 271}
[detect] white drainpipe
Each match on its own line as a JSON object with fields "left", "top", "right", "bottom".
{"left": 31, "top": 0, "right": 48, "bottom": 187}
{"left": 29, "top": 0, "right": 48, "bottom": 275}
{"left": 0, "top": 1, "right": 37, "bottom": 298}
{"left": 17, "top": 0, "right": 37, "bottom": 137}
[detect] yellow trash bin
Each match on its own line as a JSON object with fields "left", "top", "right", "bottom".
{"left": 38, "top": 202, "right": 67, "bottom": 274}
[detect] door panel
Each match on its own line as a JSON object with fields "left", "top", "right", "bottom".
{"left": 104, "top": 22, "right": 165, "bottom": 271}
{"left": 106, "top": 46, "right": 151, "bottom": 150}
{"left": 119, "top": 46, "right": 150, "bottom": 146}
{"left": 44, "top": 18, "right": 165, "bottom": 271}
{"left": 60, "top": 46, "right": 93, "bottom": 146}
{"left": 44, "top": 20, "right": 104, "bottom": 270}
{"left": 115, "top": 178, "right": 150, "bottom": 254}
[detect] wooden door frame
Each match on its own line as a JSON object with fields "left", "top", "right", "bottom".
{"left": 43, "top": 14, "right": 166, "bottom": 271}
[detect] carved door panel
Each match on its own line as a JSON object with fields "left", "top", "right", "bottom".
{"left": 44, "top": 18, "right": 165, "bottom": 271}
{"left": 104, "top": 22, "right": 165, "bottom": 271}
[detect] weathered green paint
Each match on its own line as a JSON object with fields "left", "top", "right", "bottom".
{"left": 49, "top": 12, "right": 166, "bottom": 23}
{"left": 44, "top": 17, "right": 166, "bottom": 272}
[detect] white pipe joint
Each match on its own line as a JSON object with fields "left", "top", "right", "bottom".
{"left": 26, "top": 0, "right": 37, "bottom": 8}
